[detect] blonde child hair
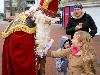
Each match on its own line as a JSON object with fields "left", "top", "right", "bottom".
{"left": 75, "top": 31, "right": 95, "bottom": 57}
{"left": 75, "top": 31, "right": 96, "bottom": 73}
{"left": 48, "top": 31, "right": 96, "bottom": 75}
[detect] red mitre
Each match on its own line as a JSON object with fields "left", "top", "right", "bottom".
{"left": 39, "top": 0, "right": 61, "bottom": 17}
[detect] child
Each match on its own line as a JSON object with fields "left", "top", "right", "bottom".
{"left": 56, "top": 36, "right": 71, "bottom": 75}
{"left": 47, "top": 31, "right": 96, "bottom": 75}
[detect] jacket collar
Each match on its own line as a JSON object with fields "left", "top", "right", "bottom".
{"left": 71, "top": 11, "right": 85, "bottom": 19}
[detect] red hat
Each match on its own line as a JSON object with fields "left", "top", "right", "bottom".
{"left": 39, "top": 0, "right": 61, "bottom": 17}
{"left": 40, "top": 0, "right": 45, "bottom": 6}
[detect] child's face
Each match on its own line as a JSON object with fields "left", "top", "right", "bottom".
{"left": 71, "top": 34, "right": 81, "bottom": 49}
{"left": 64, "top": 43, "right": 70, "bottom": 48}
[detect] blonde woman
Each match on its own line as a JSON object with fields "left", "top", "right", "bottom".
{"left": 47, "top": 31, "right": 96, "bottom": 75}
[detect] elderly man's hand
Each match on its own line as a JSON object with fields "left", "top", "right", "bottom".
{"left": 75, "top": 23, "right": 83, "bottom": 30}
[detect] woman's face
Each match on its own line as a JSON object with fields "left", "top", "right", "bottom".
{"left": 74, "top": 8, "right": 82, "bottom": 17}
{"left": 71, "top": 34, "right": 81, "bottom": 49}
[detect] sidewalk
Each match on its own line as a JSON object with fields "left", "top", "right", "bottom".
{"left": 0, "top": 19, "right": 9, "bottom": 25}
{"left": 0, "top": 23, "right": 100, "bottom": 75}
{"left": 45, "top": 24, "right": 100, "bottom": 75}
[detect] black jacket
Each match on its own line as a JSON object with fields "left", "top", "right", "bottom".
{"left": 66, "top": 13, "right": 97, "bottom": 38}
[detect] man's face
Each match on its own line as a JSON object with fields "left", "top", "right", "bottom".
{"left": 74, "top": 8, "right": 82, "bottom": 17}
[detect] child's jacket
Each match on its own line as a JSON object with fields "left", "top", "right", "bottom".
{"left": 50, "top": 49, "right": 96, "bottom": 75}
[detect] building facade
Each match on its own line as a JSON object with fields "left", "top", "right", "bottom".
{"left": 4, "top": 0, "right": 98, "bottom": 17}
{"left": 4, "top": 0, "right": 35, "bottom": 17}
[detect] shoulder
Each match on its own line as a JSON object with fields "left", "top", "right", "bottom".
{"left": 82, "top": 55, "right": 91, "bottom": 62}
{"left": 82, "top": 54, "right": 96, "bottom": 63}
{"left": 84, "top": 13, "right": 92, "bottom": 18}
{"left": 68, "top": 16, "right": 73, "bottom": 20}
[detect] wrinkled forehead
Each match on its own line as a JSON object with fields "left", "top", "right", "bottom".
{"left": 74, "top": 8, "right": 82, "bottom": 11}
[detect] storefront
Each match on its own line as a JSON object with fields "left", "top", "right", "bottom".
{"left": 62, "top": 6, "right": 74, "bottom": 29}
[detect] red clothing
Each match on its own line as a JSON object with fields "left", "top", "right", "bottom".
{"left": 2, "top": 31, "right": 38, "bottom": 75}
{"left": 71, "top": 47, "right": 78, "bottom": 56}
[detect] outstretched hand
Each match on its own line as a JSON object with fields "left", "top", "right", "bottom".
{"left": 44, "top": 39, "right": 54, "bottom": 54}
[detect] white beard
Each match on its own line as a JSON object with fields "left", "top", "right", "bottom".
{"left": 35, "top": 10, "right": 51, "bottom": 58}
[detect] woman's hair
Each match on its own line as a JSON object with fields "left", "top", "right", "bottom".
{"left": 75, "top": 31, "right": 96, "bottom": 61}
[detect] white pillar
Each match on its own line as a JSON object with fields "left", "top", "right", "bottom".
{"left": 0, "top": 0, "right": 4, "bottom": 13}
{"left": 35, "top": 0, "right": 40, "bottom": 5}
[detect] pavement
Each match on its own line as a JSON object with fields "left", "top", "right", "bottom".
{"left": 0, "top": 19, "right": 10, "bottom": 25}
{"left": 45, "top": 24, "right": 100, "bottom": 75}
{"left": 0, "top": 22, "right": 100, "bottom": 75}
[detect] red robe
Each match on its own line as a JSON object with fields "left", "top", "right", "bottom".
{"left": 2, "top": 31, "right": 38, "bottom": 75}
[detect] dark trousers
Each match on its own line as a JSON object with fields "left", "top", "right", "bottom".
{"left": 37, "top": 56, "right": 46, "bottom": 75}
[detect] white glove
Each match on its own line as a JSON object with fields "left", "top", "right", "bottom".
{"left": 44, "top": 39, "right": 54, "bottom": 54}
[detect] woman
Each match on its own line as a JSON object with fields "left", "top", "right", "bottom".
{"left": 48, "top": 31, "right": 96, "bottom": 75}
